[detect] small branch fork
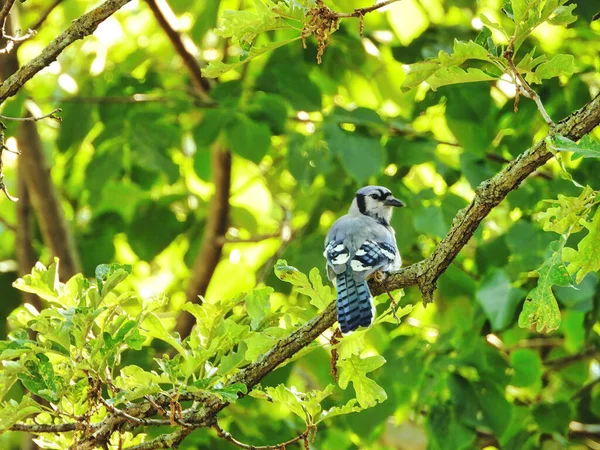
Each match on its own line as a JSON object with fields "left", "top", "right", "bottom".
{"left": 0, "top": 108, "right": 62, "bottom": 122}
{"left": 504, "top": 48, "right": 555, "bottom": 126}
{"left": 0, "top": 0, "right": 39, "bottom": 54}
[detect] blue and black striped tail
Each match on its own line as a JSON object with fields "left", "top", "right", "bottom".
{"left": 336, "top": 268, "right": 374, "bottom": 334}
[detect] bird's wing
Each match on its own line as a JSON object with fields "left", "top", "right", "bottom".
{"left": 325, "top": 215, "right": 399, "bottom": 281}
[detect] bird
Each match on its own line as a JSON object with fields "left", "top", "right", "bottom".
{"left": 324, "top": 186, "right": 405, "bottom": 335}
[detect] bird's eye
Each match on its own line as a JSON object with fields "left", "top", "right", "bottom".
{"left": 370, "top": 194, "right": 378, "bottom": 199}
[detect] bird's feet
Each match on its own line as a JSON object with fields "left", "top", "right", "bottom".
{"left": 373, "top": 270, "right": 386, "bottom": 283}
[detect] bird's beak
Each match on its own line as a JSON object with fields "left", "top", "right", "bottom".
{"left": 384, "top": 197, "right": 406, "bottom": 207}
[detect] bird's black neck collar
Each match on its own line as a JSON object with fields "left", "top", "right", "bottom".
{"left": 356, "top": 193, "right": 389, "bottom": 227}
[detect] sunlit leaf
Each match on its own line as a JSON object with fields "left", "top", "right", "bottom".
{"left": 518, "top": 242, "right": 572, "bottom": 333}
{"left": 142, "top": 313, "right": 186, "bottom": 356}
{"left": 338, "top": 355, "right": 387, "bottom": 408}
{"left": 202, "top": 39, "right": 300, "bottom": 78}
{"left": 563, "top": 207, "right": 600, "bottom": 283}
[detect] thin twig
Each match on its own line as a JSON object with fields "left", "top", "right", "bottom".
{"left": 0, "top": 108, "right": 62, "bottom": 122}
{"left": 504, "top": 49, "right": 555, "bottom": 126}
{"left": 145, "top": 0, "right": 211, "bottom": 98}
{"left": 545, "top": 348, "right": 599, "bottom": 371}
{"left": 571, "top": 377, "right": 600, "bottom": 400}
{"left": 97, "top": 395, "right": 172, "bottom": 428}
{"left": 0, "top": 29, "right": 36, "bottom": 55}
{"left": 335, "top": 0, "right": 403, "bottom": 18}
{"left": 214, "top": 421, "right": 316, "bottom": 450}
{"left": 0, "top": 214, "right": 16, "bottom": 231}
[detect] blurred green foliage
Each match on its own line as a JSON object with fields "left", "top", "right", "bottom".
{"left": 1, "top": 0, "right": 600, "bottom": 449}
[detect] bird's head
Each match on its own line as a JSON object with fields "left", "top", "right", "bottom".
{"left": 349, "top": 185, "right": 406, "bottom": 226}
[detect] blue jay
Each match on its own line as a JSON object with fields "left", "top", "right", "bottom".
{"left": 324, "top": 186, "right": 404, "bottom": 334}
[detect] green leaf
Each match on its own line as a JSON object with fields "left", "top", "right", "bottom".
{"left": 510, "top": 348, "right": 542, "bottom": 387}
{"left": 245, "top": 287, "right": 273, "bottom": 329}
{"left": 476, "top": 269, "right": 524, "bottom": 331}
{"left": 226, "top": 113, "right": 272, "bottom": 163}
{"left": 427, "top": 402, "right": 476, "bottom": 450}
{"left": 315, "top": 398, "right": 362, "bottom": 424}
{"left": 95, "top": 263, "right": 132, "bottom": 296}
{"left": 211, "top": 383, "right": 248, "bottom": 402}
{"left": 549, "top": 134, "right": 600, "bottom": 160}
{"left": 537, "top": 185, "right": 596, "bottom": 234}
{"left": 142, "top": 313, "right": 186, "bottom": 356}
{"left": 527, "top": 54, "right": 575, "bottom": 84}
{"left": 17, "top": 354, "right": 60, "bottom": 402}
{"left": 183, "top": 301, "right": 230, "bottom": 347}
{"left": 244, "top": 332, "right": 277, "bottom": 361}
{"left": 194, "top": 109, "right": 229, "bottom": 147}
{"left": 324, "top": 122, "right": 383, "bottom": 182}
{"left": 401, "top": 61, "right": 440, "bottom": 90}
{"left": 516, "top": 48, "right": 546, "bottom": 73}
{"left": 480, "top": 14, "right": 507, "bottom": 36}
{"left": 338, "top": 355, "right": 387, "bottom": 408}
{"left": 265, "top": 384, "right": 310, "bottom": 422}
{"left": 274, "top": 261, "right": 333, "bottom": 310}
{"left": 427, "top": 67, "right": 498, "bottom": 91}
{"left": 533, "top": 402, "right": 572, "bottom": 434}
{"left": 438, "top": 40, "right": 492, "bottom": 67}
{"left": 216, "top": 0, "right": 304, "bottom": 45}
{"left": 114, "top": 366, "right": 169, "bottom": 401}
{"left": 547, "top": 4, "right": 577, "bottom": 26}
{"left": 518, "top": 243, "right": 572, "bottom": 333}
{"left": 0, "top": 395, "right": 42, "bottom": 432}
{"left": 202, "top": 39, "right": 300, "bottom": 78}
{"left": 129, "top": 112, "right": 180, "bottom": 183}
{"left": 13, "top": 259, "right": 60, "bottom": 303}
{"left": 563, "top": 206, "right": 600, "bottom": 283}
{"left": 94, "top": 180, "right": 147, "bottom": 223}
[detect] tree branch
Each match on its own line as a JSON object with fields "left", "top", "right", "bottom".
{"left": 213, "top": 421, "right": 315, "bottom": 449}
{"left": 504, "top": 48, "right": 555, "bottom": 126}
{"left": 334, "top": 0, "right": 403, "bottom": 18}
{"left": 178, "top": 146, "right": 231, "bottom": 338}
{"left": 145, "top": 0, "right": 211, "bottom": 98}
{"left": 0, "top": 108, "right": 62, "bottom": 122}
{"left": 0, "top": 0, "right": 133, "bottom": 105}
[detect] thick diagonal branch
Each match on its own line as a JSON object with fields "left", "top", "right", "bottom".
{"left": 0, "top": 0, "right": 132, "bottom": 104}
